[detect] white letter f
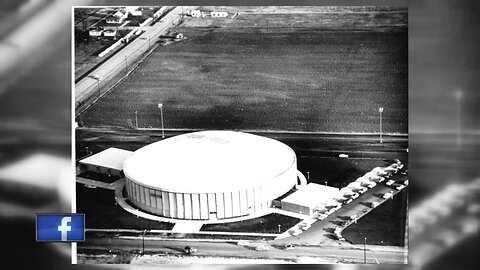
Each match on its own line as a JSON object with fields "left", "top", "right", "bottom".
{"left": 58, "top": 217, "right": 72, "bottom": 241}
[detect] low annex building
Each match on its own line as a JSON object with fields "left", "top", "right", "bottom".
{"left": 280, "top": 183, "right": 341, "bottom": 215}
{"left": 79, "top": 147, "right": 133, "bottom": 178}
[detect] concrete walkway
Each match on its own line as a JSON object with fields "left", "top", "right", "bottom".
{"left": 85, "top": 228, "right": 279, "bottom": 238}
{"left": 76, "top": 176, "right": 122, "bottom": 190}
{"left": 171, "top": 221, "right": 203, "bottom": 233}
{"left": 270, "top": 208, "right": 309, "bottom": 220}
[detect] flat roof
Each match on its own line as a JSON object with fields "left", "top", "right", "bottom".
{"left": 281, "top": 183, "right": 340, "bottom": 208}
{"left": 79, "top": 148, "right": 133, "bottom": 171}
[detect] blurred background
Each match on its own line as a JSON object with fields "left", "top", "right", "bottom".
{"left": 0, "top": 0, "right": 478, "bottom": 269}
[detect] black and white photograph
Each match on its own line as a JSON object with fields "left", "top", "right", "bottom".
{"left": 3, "top": 0, "right": 480, "bottom": 269}
{"left": 73, "top": 5, "right": 408, "bottom": 264}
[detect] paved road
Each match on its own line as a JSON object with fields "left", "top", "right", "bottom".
{"left": 76, "top": 127, "right": 408, "bottom": 160}
{"left": 79, "top": 237, "right": 407, "bottom": 264}
{"left": 75, "top": 6, "right": 197, "bottom": 107}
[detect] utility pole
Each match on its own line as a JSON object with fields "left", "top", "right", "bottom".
{"left": 135, "top": 110, "right": 138, "bottom": 129}
{"left": 379, "top": 107, "right": 384, "bottom": 143}
{"left": 158, "top": 103, "right": 165, "bottom": 138}
{"left": 364, "top": 237, "right": 367, "bottom": 264}
{"left": 125, "top": 55, "right": 128, "bottom": 74}
{"left": 142, "top": 229, "right": 146, "bottom": 254}
{"left": 455, "top": 90, "right": 463, "bottom": 148}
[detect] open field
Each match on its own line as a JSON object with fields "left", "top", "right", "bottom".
{"left": 201, "top": 213, "right": 300, "bottom": 234}
{"left": 78, "top": 9, "right": 407, "bottom": 133}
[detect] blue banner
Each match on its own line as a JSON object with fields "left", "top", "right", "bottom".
{"left": 36, "top": 214, "right": 85, "bottom": 242}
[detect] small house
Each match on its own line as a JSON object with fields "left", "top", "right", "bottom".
{"left": 191, "top": 10, "right": 201, "bottom": 18}
{"left": 106, "top": 10, "right": 128, "bottom": 24}
{"left": 125, "top": 6, "right": 142, "bottom": 16}
{"left": 103, "top": 29, "right": 117, "bottom": 37}
{"left": 89, "top": 28, "right": 103, "bottom": 37}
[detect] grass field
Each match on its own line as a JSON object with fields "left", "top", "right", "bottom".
{"left": 78, "top": 10, "right": 407, "bottom": 133}
{"left": 342, "top": 189, "right": 407, "bottom": 246}
{"left": 201, "top": 213, "right": 300, "bottom": 234}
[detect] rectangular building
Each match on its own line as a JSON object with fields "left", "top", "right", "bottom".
{"left": 281, "top": 183, "right": 341, "bottom": 215}
{"left": 78, "top": 147, "right": 133, "bottom": 178}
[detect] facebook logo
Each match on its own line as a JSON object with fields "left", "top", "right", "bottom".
{"left": 36, "top": 214, "right": 85, "bottom": 242}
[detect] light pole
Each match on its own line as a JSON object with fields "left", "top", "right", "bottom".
{"left": 142, "top": 229, "right": 146, "bottom": 254}
{"left": 454, "top": 90, "right": 463, "bottom": 148}
{"left": 307, "top": 171, "right": 310, "bottom": 180}
{"left": 158, "top": 103, "right": 165, "bottom": 138}
{"left": 379, "top": 107, "right": 384, "bottom": 143}
{"left": 125, "top": 55, "right": 128, "bottom": 74}
{"left": 96, "top": 79, "right": 101, "bottom": 98}
{"left": 324, "top": 181, "right": 328, "bottom": 186}
{"left": 135, "top": 110, "right": 138, "bottom": 129}
{"left": 278, "top": 224, "right": 281, "bottom": 233}
{"left": 364, "top": 237, "right": 367, "bottom": 264}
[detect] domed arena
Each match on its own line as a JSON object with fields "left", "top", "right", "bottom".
{"left": 123, "top": 130, "right": 301, "bottom": 221}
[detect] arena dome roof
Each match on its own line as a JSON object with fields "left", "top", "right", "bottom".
{"left": 123, "top": 131, "right": 296, "bottom": 193}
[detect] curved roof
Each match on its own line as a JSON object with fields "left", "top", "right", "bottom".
{"left": 123, "top": 131, "right": 296, "bottom": 193}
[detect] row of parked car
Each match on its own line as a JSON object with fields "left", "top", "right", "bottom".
{"left": 289, "top": 220, "right": 314, "bottom": 236}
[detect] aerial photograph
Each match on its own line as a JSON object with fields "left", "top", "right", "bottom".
{"left": 74, "top": 6, "right": 408, "bottom": 264}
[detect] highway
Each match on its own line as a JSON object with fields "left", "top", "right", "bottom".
{"left": 79, "top": 236, "right": 407, "bottom": 264}
{"left": 75, "top": 6, "right": 197, "bottom": 108}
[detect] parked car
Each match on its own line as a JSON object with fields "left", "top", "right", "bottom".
{"left": 255, "top": 245, "right": 269, "bottom": 251}
{"left": 313, "top": 206, "right": 327, "bottom": 213}
{"left": 184, "top": 246, "right": 197, "bottom": 255}
{"left": 347, "top": 193, "right": 360, "bottom": 199}
{"left": 290, "top": 229, "right": 302, "bottom": 236}
{"left": 394, "top": 184, "right": 405, "bottom": 190}
{"left": 383, "top": 191, "right": 394, "bottom": 199}
{"left": 337, "top": 235, "right": 346, "bottom": 241}
{"left": 343, "top": 198, "right": 353, "bottom": 205}
{"left": 369, "top": 201, "right": 380, "bottom": 208}
{"left": 299, "top": 222, "right": 311, "bottom": 230}
{"left": 362, "top": 181, "right": 376, "bottom": 188}
{"left": 403, "top": 180, "right": 409, "bottom": 185}
{"left": 318, "top": 213, "right": 329, "bottom": 220}
{"left": 356, "top": 187, "right": 368, "bottom": 194}
{"left": 284, "top": 244, "right": 295, "bottom": 250}
{"left": 384, "top": 167, "right": 399, "bottom": 174}
{"left": 385, "top": 180, "right": 395, "bottom": 186}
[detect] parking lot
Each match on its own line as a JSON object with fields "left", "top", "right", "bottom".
{"left": 275, "top": 162, "right": 408, "bottom": 246}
